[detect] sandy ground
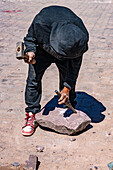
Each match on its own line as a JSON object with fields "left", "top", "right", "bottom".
{"left": 0, "top": 0, "right": 113, "bottom": 169}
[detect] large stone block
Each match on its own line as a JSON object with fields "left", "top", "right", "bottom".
{"left": 36, "top": 107, "right": 91, "bottom": 135}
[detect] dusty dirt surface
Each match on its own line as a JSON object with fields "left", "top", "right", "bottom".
{"left": 0, "top": 0, "right": 113, "bottom": 169}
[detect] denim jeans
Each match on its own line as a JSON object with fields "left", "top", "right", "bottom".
{"left": 25, "top": 47, "right": 82, "bottom": 114}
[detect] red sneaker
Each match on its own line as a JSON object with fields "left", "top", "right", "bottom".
{"left": 22, "top": 112, "right": 38, "bottom": 136}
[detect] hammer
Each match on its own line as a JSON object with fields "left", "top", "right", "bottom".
{"left": 55, "top": 90, "right": 77, "bottom": 113}
{"left": 16, "top": 42, "right": 36, "bottom": 64}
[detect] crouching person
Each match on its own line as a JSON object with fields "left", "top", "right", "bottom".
{"left": 22, "top": 6, "right": 89, "bottom": 136}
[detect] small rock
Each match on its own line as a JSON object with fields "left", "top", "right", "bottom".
{"left": 92, "top": 131, "right": 96, "bottom": 134}
{"left": 0, "top": 100, "right": 3, "bottom": 104}
{"left": 108, "top": 162, "right": 113, "bottom": 170}
{"left": 2, "top": 121, "right": 7, "bottom": 124}
{"left": 94, "top": 166, "right": 98, "bottom": 169}
{"left": 36, "top": 146, "right": 44, "bottom": 152}
{"left": 89, "top": 168, "right": 93, "bottom": 170}
{"left": 105, "top": 131, "right": 111, "bottom": 137}
{"left": 56, "top": 166, "right": 59, "bottom": 169}
{"left": 13, "top": 162, "right": 20, "bottom": 167}
{"left": 89, "top": 164, "right": 93, "bottom": 166}
{"left": 7, "top": 109, "right": 13, "bottom": 112}
{"left": 24, "top": 155, "right": 38, "bottom": 170}
{"left": 101, "top": 149, "right": 103, "bottom": 151}
{"left": 2, "top": 79, "right": 8, "bottom": 82}
{"left": 70, "top": 138, "right": 76, "bottom": 142}
{"left": 106, "top": 132, "right": 111, "bottom": 137}
{"left": 108, "top": 113, "right": 110, "bottom": 115}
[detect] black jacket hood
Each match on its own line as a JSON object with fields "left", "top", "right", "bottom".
{"left": 50, "top": 21, "right": 88, "bottom": 58}
{"left": 24, "top": 6, "right": 89, "bottom": 59}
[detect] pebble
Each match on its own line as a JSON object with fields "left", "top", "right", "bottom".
{"left": 36, "top": 146, "right": 44, "bottom": 152}
{"left": 13, "top": 162, "right": 20, "bottom": 167}
{"left": 70, "top": 138, "right": 76, "bottom": 142}
{"left": 106, "top": 132, "right": 111, "bottom": 137}
{"left": 2, "top": 121, "right": 7, "bottom": 124}
{"left": 2, "top": 79, "right": 8, "bottom": 82}
{"left": 108, "top": 162, "right": 113, "bottom": 169}
{"left": 7, "top": 109, "right": 13, "bottom": 112}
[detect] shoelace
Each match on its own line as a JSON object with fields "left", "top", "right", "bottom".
{"left": 25, "top": 113, "right": 35, "bottom": 128}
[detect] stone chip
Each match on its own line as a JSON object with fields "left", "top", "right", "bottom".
{"left": 24, "top": 155, "right": 38, "bottom": 170}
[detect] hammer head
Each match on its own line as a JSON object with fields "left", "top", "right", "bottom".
{"left": 16, "top": 41, "right": 36, "bottom": 64}
{"left": 16, "top": 42, "right": 24, "bottom": 60}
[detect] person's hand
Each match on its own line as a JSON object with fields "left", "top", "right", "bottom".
{"left": 24, "top": 52, "right": 36, "bottom": 64}
{"left": 58, "top": 87, "right": 70, "bottom": 104}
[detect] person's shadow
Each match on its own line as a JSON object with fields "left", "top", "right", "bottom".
{"left": 75, "top": 91, "right": 106, "bottom": 123}
{"left": 41, "top": 91, "right": 106, "bottom": 123}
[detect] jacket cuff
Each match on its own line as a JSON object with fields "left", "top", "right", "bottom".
{"left": 63, "top": 82, "right": 71, "bottom": 90}
{"left": 24, "top": 48, "right": 36, "bottom": 54}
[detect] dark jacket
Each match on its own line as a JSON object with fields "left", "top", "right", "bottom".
{"left": 24, "top": 6, "right": 89, "bottom": 60}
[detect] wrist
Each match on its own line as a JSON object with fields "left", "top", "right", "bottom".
{"left": 63, "top": 87, "right": 70, "bottom": 94}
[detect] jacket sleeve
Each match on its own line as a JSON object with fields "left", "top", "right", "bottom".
{"left": 24, "top": 19, "right": 37, "bottom": 53}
